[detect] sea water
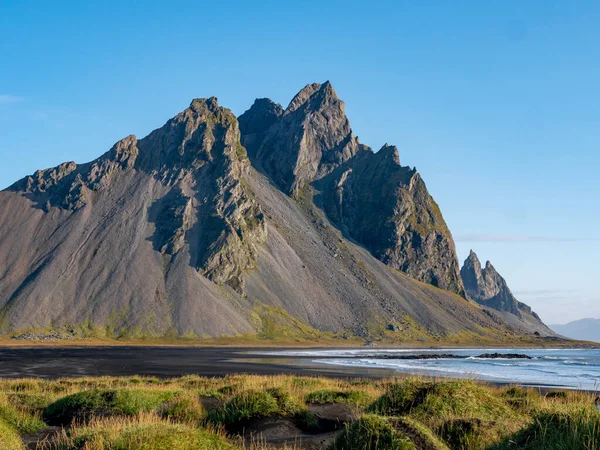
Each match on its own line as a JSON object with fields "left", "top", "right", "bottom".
{"left": 261, "top": 348, "right": 600, "bottom": 391}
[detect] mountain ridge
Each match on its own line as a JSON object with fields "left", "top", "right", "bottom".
{"left": 241, "top": 82, "right": 465, "bottom": 296}
{"left": 0, "top": 82, "right": 554, "bottom": 342}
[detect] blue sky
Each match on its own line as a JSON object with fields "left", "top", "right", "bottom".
{"left": 1, "top": 1, "right": 598, "bottom": 324}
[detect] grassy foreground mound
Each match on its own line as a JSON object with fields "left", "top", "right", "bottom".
{"left": 48, "top": 414, "right": 235, "bottom": 450}
{"left": 0, "top": 374, "right": 598, "bottom": 449}
{"left": 43, "top": 388, "right": 178, "bottom": 425}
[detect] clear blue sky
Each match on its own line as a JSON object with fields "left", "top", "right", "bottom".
{"left": 1, "top": 1, "right": 598, "bottom": 324}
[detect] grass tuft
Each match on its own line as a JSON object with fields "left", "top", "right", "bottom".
{"left": 45, "top": 413, "right": 235, "bottom": 450}
{"left": 331, "top": 414, "right": 416, "bottom": 450}
{"left": 161, "top": 393, "right": 206, "bottom": 423}
{"left": 490, "top": 406, "right": 600, "bottom": 450}
{"left": 0, "top": 417, "right": 24, "bottom": 450}
{"left": 44, "top": 389, "right": 178, "bottom": 425}
{"left": 305, "top": 389, "right": 372, "bottom": 407}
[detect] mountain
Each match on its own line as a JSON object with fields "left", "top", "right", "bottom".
{"left": 240, "top": 82, "right": 464, "bottom": 296}
{"left": 0, "top": 82, "right": 548, "bottom": 342}
{"left": 460, "top": 250, "right": 554, "bottom": 335}
{"left": 551, "top": 319, "right": 600, "bottom": 342}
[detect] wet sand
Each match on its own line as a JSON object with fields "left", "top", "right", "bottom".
{"left": 0, "top": 346, "right": 398, "bottom": 379}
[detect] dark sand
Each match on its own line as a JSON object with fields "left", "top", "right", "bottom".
{"left": 2, "top": 346, "right": 591, "bottom": 395}
{"left": 0, "top": 346, "right": 398, "bottom": 379}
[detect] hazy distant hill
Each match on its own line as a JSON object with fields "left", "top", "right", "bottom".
{"left": 551, "top": 319, "right": 600, "bottom": 342}
{"left": 0, "top": 82, "right": 553, "bottom": 342}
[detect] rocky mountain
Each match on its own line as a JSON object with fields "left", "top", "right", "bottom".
{"left": 551, "top": 319, "right": 600, "bottom": 342}
{"left": 460, "top": 250, "right": 553, "bottom": 335}
{"left": 0, "top": 82, "right": 550, "bottom": 341}
{"left": 240, "top": 82, "right": 464, "bottom": 296}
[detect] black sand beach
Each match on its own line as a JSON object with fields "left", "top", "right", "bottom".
{"left": 0, "top": 346, "right": 398, "bottom": 379}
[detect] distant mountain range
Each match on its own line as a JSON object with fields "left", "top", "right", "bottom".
{"left": 0, "top": 81, "right": 557, "bottom": 342}
{"left": 551, "top": 319, "right": 600, "bottom": 342}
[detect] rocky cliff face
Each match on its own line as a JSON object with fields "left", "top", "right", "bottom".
{"left": 460, "top": 250, "right": 552, "bottom": 334}
{"left": 8, "top": 97, "right": 267, "bottom": 294}
{"left": 0, "top": 82, "right": 550, "bottom": 341}
{"left": 239, "top": 82, "right": 464, "bottom": 295}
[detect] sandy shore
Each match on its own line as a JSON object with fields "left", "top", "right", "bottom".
{"left": 0, "top": 346, "right": 401, "bottom": 379}
{"left": 0, "top": 345, "right": 595, "bottom": 393}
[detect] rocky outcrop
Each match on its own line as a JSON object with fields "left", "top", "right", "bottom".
{"left": 249, "top": 82, "right": 360, "bottom": 196}
{"left": 238, "top": 98, "right": 283, "bottom": 159}
{"left": 461, "top": 250, "right": 524, "bottom": 315}
{"left": 460, "top": 250, "right": 552, "bottom": 334}
{"left": 8, "top": 97, "right": 267, "bottom": 294}
{"left": 239, "top": 82, "right": 464, "bottom": 296}
{"left": 317, "top": 146, "right": 464, "bottom": 295}
{"left": 137, "top": 97, "right": 267, "bottom": 293}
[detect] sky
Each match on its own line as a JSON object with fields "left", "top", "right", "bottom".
{"left": 1, "top": 1, "right": 598, "bottom": 324}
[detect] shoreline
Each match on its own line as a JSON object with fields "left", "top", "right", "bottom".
{"left": 1, "top": 345, "right": 598, "bottom": 393}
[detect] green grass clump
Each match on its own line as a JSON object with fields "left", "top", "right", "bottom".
{"left": 0, "top": 393, "right": 47, "bottom": 434}
{"left": 412, "top": 380, "right": 517, "bottom": 421}
{"left": 9, "top": 391, "right": 54, "bottom": 410}
{"left": 394, "top": 416, "right": 449, "bottom": 450}
{"left": 501, "top": 386, "right": 540, "bottom": 412}
{"left": 305, "top": 389, "right": 372, "bottom": 407}
{"left": 0, "top": 404, "right": 46, "bottom": 434}
{"left": 369, "top": 379, "right": 430, "bottom": 416}
{"left": 331, "top": 414, "right": 416, "bottom": 450}
{"left": 545, "top": 390, "right": 568, "bottom": 400}
{"left": 0, "top": 418, "right": 24, "bottom": 450}
{"left": 491, "top": 406, "right": 600, "bottom": 450}
{"left": 370, "top": 379, "right": 524, "bottom": 448}
{"left": 44, "top": 389, "right": 178, "bottom": 425}
{"left": 161, "top": 394, "right": 206, "bottom": 423}
{"left": 49, "top": 414, "right": 235, "bottom": 450}
{"left": 208, "top": 388, "right": 304, "bottom": 428}
{"left": 266, "top": 387, "right": 305, "bottom": 415}
{"left": 208, "top": 389, "right": 279, "bottom": 427}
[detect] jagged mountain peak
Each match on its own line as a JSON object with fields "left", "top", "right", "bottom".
{"left": 246, "top": 81, "right": 357, "bottom": 196}
{"left": 285, "top": 81, "right": 338, "bottom": 114}
{"left": 376, "top": 144, "right": 401, "bottom": 165}
{"left": 460, "top": 251, "right": 551, "bottom": 334}
{"left": 189, "top": 96, "right": 220, "bottom": 112}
